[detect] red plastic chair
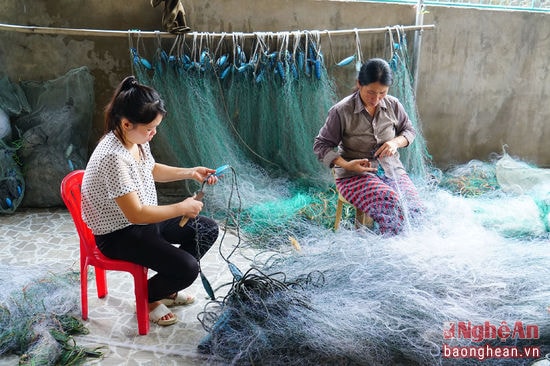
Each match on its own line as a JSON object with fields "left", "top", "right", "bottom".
{"left": 60, "top": 170, "right": 150, "bottom": 335}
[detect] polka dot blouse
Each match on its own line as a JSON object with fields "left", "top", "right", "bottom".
{"left": 81, "top": 131, "right": 157, "bottom": 235}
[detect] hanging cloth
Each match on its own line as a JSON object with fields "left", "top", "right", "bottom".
{"left": 151, "top": 0, "right": 191, "bottom": 34}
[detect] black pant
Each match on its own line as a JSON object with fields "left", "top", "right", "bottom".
{"left": 95, "top": 216, "right": 218, "bottom": 302}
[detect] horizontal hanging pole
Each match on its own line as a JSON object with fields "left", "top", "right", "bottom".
{"left": 0, "top": 23, "right": 434, "bottom": 38}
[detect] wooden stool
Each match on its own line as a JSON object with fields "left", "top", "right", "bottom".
{"left": 334, "top": 191, "right": 374, "bottom": 230}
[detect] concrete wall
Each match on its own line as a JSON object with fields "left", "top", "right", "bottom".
{"left": 417, "top": 7, "right": 550, "bottom": 168}
{"left": 0, "top": 0, "right": 548, "bottom": 169}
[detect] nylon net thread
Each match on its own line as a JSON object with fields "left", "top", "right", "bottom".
{"left": 0, "top": 265, "right": 103, "bottom": 364}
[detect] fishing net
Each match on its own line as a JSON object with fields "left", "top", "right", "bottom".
{"left": 198, "top": 220, "right": 550, "bottom": 366}
{"left": 0, "top": 75, "right": 31, "bottom": 118}
{"left": 128, "top": 27, "right": 432, "bottom": 236}
{"left": 127, "top": 29, "right": 549, "bottom": 365}
{"left": 13, "top": 66, "right": 94, "bottom": 208}
{"left": 493, "top": 152, "right": 550, "bottom": 234}
{"left": 0, "top": 75, "right": 29, "bottom": 214}
{"left": 130, "top": 30, "right": 337, "bottom": 192}
{"left": 386, "top": 27, "right": 432, "bottom": 181}
{"left": 438, "top": 151, "right": 550, "bottom": 237}
{"left": 0, "top": 264, "right": 102, "bottom": 365}
{"left": 0, "top": 139, "right": 24, "bottom": 213}
{"left": 0, "top": 108, "right": 11, "bottom": 142}
{"left": 438, "top": 159, "right": 500, "bottom": 197}
{"left": 197, "top": 162, "right": 550, "bottom": 365}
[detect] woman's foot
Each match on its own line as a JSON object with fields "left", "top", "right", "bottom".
{"left": 160, "top": 292, "right": 195, "bottom": 307}
{"left": 149, "top": 302, "right": 177, "bottom": 326}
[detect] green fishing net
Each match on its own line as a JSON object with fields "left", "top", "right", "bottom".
{"left": 128, "top": 29, "right": 433, "bottom": 238}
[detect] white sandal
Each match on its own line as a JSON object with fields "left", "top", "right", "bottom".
{"left": 160, "top": 292, "right": 195, "bottom": 307}
{"left": 149, "top": 303, "right": 178, "bottom": 326}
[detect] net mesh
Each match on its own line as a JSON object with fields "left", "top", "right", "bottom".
{"left": 0, "top": 75, "right": 29, "bottom": 214}
{"left": 127, "top": 29, "right": 549, "bottom": 365}
{"left": 13, "top": 67, "right": 94, "bottom": 208}
{"left": 0, "top": 264, "right": 102, "bottom": 365}
{"left": 0, "top": 139, "right": 24, "bottom": 213}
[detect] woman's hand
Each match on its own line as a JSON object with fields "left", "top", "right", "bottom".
{"left": 344, "top": 158, "right": 377, "bottom": 173}
{"left": 180, "top": 196, "right": 204, "bottom": 218}
{"left": 375, "top": 136, "right": 409, "bottom": 158}
{"left": 191, "top": 166, "right": 218, "bottom": 184}
{"left": 374, "top": 140, "right": 399, "bottom": 158}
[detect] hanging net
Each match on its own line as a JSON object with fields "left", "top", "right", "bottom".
{"left": 386, "top": 27, "right": 431, "bottom": 181}
{"left": 127, "top": 28, "right": 549, "bottom": 365}
{"left": 132, "top": 31, "right": 336, "bottom": 183}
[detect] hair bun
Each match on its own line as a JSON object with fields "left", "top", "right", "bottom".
{"left": 121, "top": 76, "right": 138, "bottom": 91}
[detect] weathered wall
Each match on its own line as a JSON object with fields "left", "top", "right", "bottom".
{"left": 0, "top": 0, "right": 164, "bottom": 143}
{"left": 417, "top": 7, "right": 550, "bottom": 168}
{"left": 0, "top": 0, "right": 548, "bottom": 169}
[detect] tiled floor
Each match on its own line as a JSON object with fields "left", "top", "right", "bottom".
{"left": 0, "top": 208, "right": 253, "bottom": 365}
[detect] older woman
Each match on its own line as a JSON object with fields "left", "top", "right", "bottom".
{"left": 314, "top": 58, "right": 423, "bottom": 235}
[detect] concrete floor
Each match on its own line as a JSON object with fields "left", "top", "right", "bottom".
{"left": 0, "top": 208, "right": 253, "bottom": 365}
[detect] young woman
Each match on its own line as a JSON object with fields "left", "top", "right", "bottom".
{"left": 81, "top": 76, "right": 219, "bottom": 326}
{"left": 313, "top": 58, "right": 423, "bottom": 235}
